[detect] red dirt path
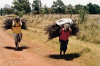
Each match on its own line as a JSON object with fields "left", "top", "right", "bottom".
{"left": 0, "top": 27, "right": 80, "bottom": 66}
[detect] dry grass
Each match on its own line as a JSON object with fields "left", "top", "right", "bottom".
{"left": 0, "top": 14, "right": 100, "bottom": 66}
{"left": 77, "top": 14, "right": 100, "bottom": 44}
{"left": 21, "top": 14, "right": 100, "bottom": 66}
{"left": 22, "top": 14, "right": 100, "bottom": 44}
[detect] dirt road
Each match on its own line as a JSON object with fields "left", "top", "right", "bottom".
{"left": 0, "top": 27, "right": 80, "bottom": 66}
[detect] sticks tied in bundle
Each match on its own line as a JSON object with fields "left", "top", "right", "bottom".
{"left": 45, "top": 23, "right": 61, "bottom": 40}
{"left": 3, "top": 18, "right": 28, "bottom": 30}
{"left": 44, "top": 19, "right": 79, "bottom": 40}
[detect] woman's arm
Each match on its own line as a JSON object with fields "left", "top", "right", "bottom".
{"left": 12, "top": 20, "right": 16, "bottom": 27}
{"left": 69, "top": 27, "right": 72, "bottom": 35}
{"left": 19, "top": 20, "right": 22, "bottom": 26}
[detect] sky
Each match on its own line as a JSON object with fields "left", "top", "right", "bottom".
{"left": 0, "top": 0, "right": 100, "bottom": 8}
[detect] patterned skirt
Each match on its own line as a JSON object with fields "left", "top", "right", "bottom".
{"left": 13, "top": 33, "right": 22, "bottom": 42}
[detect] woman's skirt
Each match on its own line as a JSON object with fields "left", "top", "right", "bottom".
{"left": 13, "top": 33, "right": 22, "bottom": 42}
{"left": 59, "top": 39, "right": 69, "bottom": 51}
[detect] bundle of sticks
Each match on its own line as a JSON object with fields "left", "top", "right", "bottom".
{"left": 45, "top": 23, "right": 61, "bottom": 40}
{"left": 3, "top": 18, "right": 28, "bottom": 30}
{"left": 45, "top": 19, "right": 79, "bottom": 40}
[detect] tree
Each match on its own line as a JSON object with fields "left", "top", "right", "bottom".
{"left": 75, "top": 4, "right": 83, "bottom": 14}
{"left": 32, "top": 0, "right": 42, "bottom": 14}
{"left": 12, "top": 0, "right": 31, "bottom": 17}
{"left": 49, "top": 8, "right": 54, "bottom": 14}
{"left": 87, "top": 3, "right": 100, "bottom": 14}
{"left": 93, "top": 4, "right": 100, "bottom": 14}
{"left": 3, "top": 4, "right": 13, "bottom": 14}
{"left": 44, "top": 4, "right": 49, "bottom": 14}
{"left": 83, "top": 6, "right": 88, "bottom": 11}
{"left": 67, "top": 4, "right": 74, "bottom": 18}
{"left": 51, "top": 0, "right": 66, "bottom": 14}
{"left": 78, "top": 7, "right": 88, "bottom": 23}
{"left": 0, "top": 8, "right": 3, "bottom": 16}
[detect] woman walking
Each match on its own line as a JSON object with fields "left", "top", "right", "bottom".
{"left": 12, "top": 16, "right": 22, "bottom": 50}
{"left": 59, "top": 23, "right": 72, "bottom": 55}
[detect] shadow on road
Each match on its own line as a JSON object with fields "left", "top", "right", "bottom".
{"left": 4, "top": 46, "right": 29, "bottom": 51}
{"left": 48, "top": 53, "right": 80, "bottom": 61}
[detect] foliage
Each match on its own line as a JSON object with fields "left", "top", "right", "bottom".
{"left": 3, "top": 4, "right": 13, "bottom": 14}
{"left": 51, "top": 0, "right": 66, "bottom": 14}
{"left": 67, "top": 4, "right": 74, "bottom": 18}
{"left": 0, "top": 8, "right": 3, "bottom": 16}
{"left": 12, "top": 0, "right": 31, "bottom": 17}
{"left": 67, "top": 4, "right": 73, "bottom": 14}
{"left": 2, "top": 1, "right": 100, "bottom": 15}
{"left": 32, "top": 0, "right": 42, "bottom": 14}
{"left": 87, "top": 3, "right": 100, "bottom": 14}
{"left": 78, "top": 7, "right": 88, "bottom": 23}
{"left": 74, "top": 4, "right": 83, "bottom": 14}
{"left": 49, "top": 8, "right": 54, "bottom": 14}
{"left": 44, "top": 4, "right": 50, "bottom": 14}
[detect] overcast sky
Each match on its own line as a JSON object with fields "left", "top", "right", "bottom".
{"left": 0, "top": 0, "right": 100, "bottom": 8}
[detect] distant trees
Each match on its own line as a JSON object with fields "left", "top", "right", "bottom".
{"left": 78, "top": 7, "right": 88, "bottom": 23}
{"left": 87, "top": 3, "right": 100, "bottom": 14}
{"left": 3, "top": 4, "right": 13, "bottom": 14}
{"left": 0, "top": 8, "right": 3, "bottom": 16}
{"left": 1, "top": 0, "right": 100, "bottom": 17}
{"left": 32, "top": 0, "right": 41, "bottom": 14}
{"left": 51, "top": 0, "right": 66, "bottom": 14}
{"left": 12, "top": 0, "right": 31, "bottom": 17}
{"left": 73, "top": 3, "right": 100, "bottom": 14}
{"left": 74, "top": 4, "right": 83, "bottom": 14}
{"left": 67, "top": 4, "right": 73, "bottom": 18}
{"left": 44, "top": 5, "right": 50, "bottom": 14}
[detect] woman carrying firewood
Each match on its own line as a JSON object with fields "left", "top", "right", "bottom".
{"left": 59, "top": 23, "right": 72, "bottom": 55}
{"left": 11, "top": 16, "right": 22, "bottom": 50}
{"left": 45, "top": 18, "right": 79, "bottom": 55}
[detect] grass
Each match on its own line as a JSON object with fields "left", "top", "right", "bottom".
{"left": 0, "top": 14, "right": 100, "bottom": 66}
{"left": 77, "top": 15, "right": 100, "bottom": 44}
{"left": 22, "top": 27, "right": 100, "bottom": 66}
{"left": 22, "top": 14, "right": 100, "bottom": 44}
{"left": 22, "top": 14, "right": 100, "bottom": 66}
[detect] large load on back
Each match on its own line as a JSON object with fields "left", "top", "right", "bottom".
{"left": 3, "top": 18, "right": 28, "bottom": 30}
{"left": 45, "top": 18, "right": 79, "bottom": 40}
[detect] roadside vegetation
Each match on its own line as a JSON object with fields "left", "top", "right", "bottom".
{"left": 0, "top": 12, "right": 100, "bottom": 66}
{"left": 21, "top": 14, "right": 100, "bottom": 66}
{"left": 0, "top": 0, "right": 100, "bottom": 66}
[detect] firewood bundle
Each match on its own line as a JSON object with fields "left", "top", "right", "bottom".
{"left": 45, "top": 19, "right": 79, "bottom": 40}
{"left": 3, "top": 18, "right": 28, "bottom": 30}
{"left": 21, "top": 19, "right": 28, "bottom": 29}
{"left": 45, "top": 23, "right": 61, "bottom": 40}
{"left": 70, "top": 22, "right": 79, "bottom": 35}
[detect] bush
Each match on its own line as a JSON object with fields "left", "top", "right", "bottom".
{"left": 78, "top": 8, "right": 88, "bottom": 24}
